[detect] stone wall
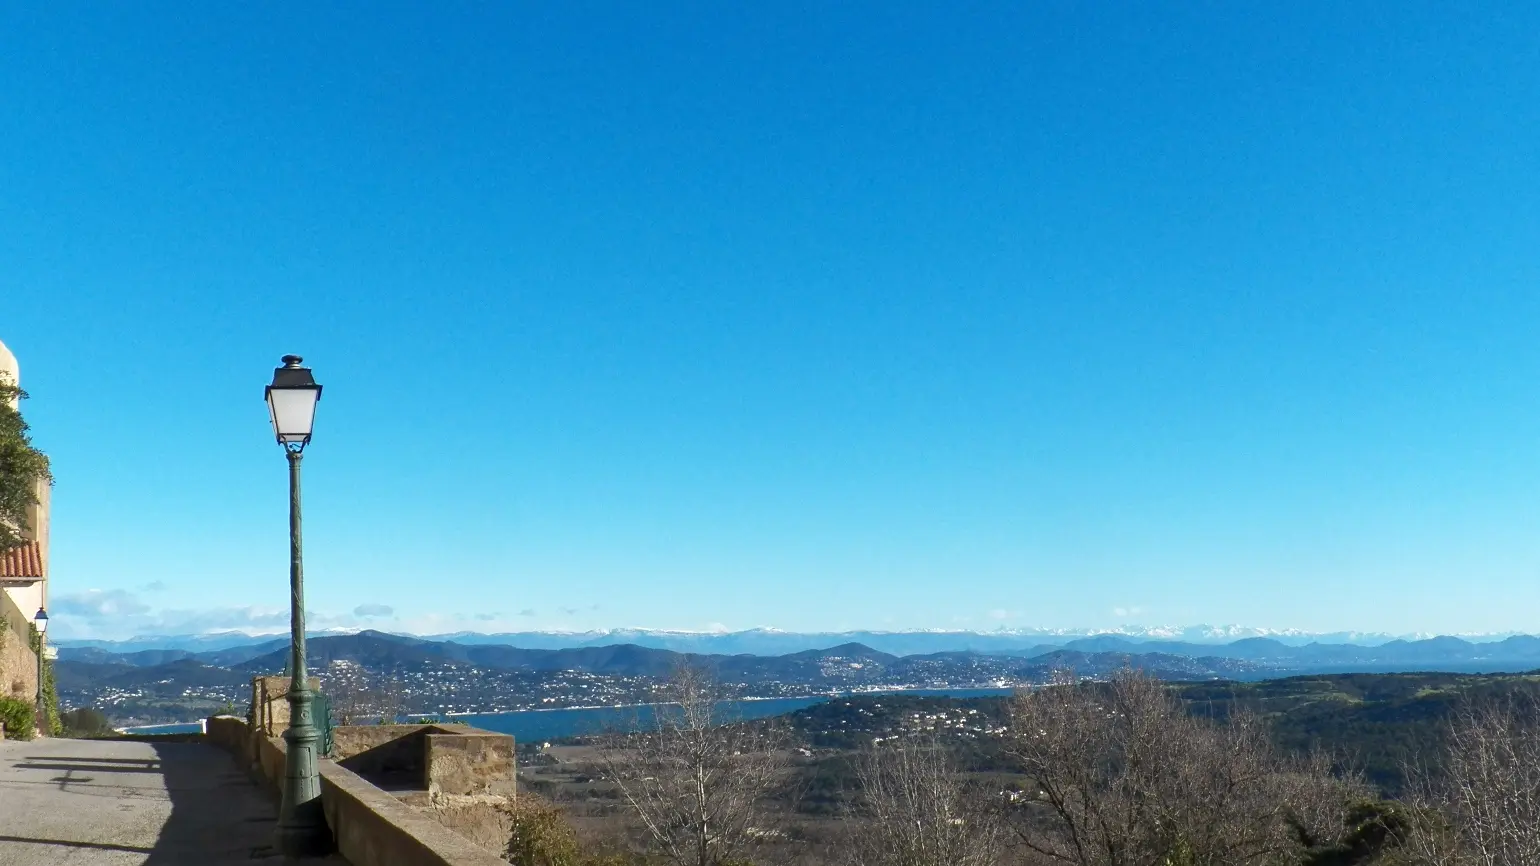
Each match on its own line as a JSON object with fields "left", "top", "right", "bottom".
{"left": 0, "top": 592, "right": 38, "bottom": 708}
{"left": 329, "top": 724, "right": 516, "bottom": 798}
{"left": 320, "top": 751, "right": 508, "bottom": 866}
{"left": 207, "top": 715, "right": 252, "bottom": 761}
{"left": 0, "top": 631, "right": 36, "bottom": 704}
{"left": 426, "top": 731, "right": 517, "bottom": 797}
{"left": 333, "top": 724, "right": 442, "bottom": 788}
{"left": 211, "top": 716, "right": 507, "bottom": 866}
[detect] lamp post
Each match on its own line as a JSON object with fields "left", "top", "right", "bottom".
{"left": 33, "top": 608, "right": 47, "bottom": 735}
{"left": 265, "top": 355, "right": 328, "bottom": 857}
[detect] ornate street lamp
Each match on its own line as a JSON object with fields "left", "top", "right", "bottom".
{"left": 265, "top": 355, "right": 328, "bottom": 856}
{"left": 33, "top": 607, "right": 47, "bottom": 734}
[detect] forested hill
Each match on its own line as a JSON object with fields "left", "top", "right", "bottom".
{"left": 784, "top": 671, "right": 1540, "bottom": 793}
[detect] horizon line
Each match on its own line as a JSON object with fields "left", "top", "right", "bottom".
{"left": 50, "top": 623, "right": 1540, "bottom": 645}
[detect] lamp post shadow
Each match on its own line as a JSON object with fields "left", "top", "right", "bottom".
{"left": 140, "top": 741, "right": 289, "bottom": 864}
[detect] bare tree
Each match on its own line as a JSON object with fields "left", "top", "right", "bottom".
{"left": 1002, "top": 669, "right": 1366, "bottom": 866}
{"left": 845, "top": 736, "right": 1005, "bottom": 866}
{"left": 325, "top": 666, "right": 407, "bottom": 725}
{"left": 1403, "top": 691, "right": 1540, "bottom": 866}
{"left": 597, "top": 663, "right": 796, "bottom": 866}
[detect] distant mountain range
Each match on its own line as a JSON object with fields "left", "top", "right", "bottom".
{"left": 53, "top": 624, "right": 1533, "bottom": 656}
{"left": 54, "top": 629, "right": 1540, "bottom": 725}
{"left": 54, "top": 631, "right": 1275, "bottom": 714}
{"left": 57, "top": 629, "right": 1540, "bottom": 677}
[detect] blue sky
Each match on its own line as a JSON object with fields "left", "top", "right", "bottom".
{"left": 3, "top": 4, "right": 1539, "bottom": 640}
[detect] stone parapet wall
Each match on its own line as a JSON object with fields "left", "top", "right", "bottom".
{"left": 333, "top": 724, "right": 442, "bottom": 783}
{"left": 332, "top": 724, "right": 445, "bottom": 760}
{"left": 330, "top": 723, "right": 516, "bottom": 798}
{"left": 209, "top": 715, "right": 506, "bottom": 866}
{"left": 320, "top": 749, "right": 508, "bottom": 866}
{"left": 207, "top": 715, "right": 251, "bottom": 757}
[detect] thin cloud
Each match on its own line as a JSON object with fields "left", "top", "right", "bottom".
{"left": 52, "top": 589, "right": 151, "bottom": 618}
{"left": 353, "top": 604, "right": 394, "bottom": 618}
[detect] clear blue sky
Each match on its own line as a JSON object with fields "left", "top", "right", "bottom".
{"left": 4, "top": 4, "right": 1539, "bottom": 640}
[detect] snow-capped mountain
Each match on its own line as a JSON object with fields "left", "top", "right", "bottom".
{"left": 51, "top": 624, "right": 1529, "bottom": 656}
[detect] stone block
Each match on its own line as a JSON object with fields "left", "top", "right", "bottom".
{"left": 250, "top": 675, "right": 321, "bottom": 737}
{"left": 425, "top": 731, "right": 516, "bottom": 797}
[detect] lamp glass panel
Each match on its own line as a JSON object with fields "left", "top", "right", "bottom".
{"left": 267, "top": 387, "right": 320, "bottom": 443}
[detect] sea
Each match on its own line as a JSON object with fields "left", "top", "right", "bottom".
{"left": 119, "top": 687, "right": 1014, "bottom": 739}
{"left": 118, "top": 720, "right": 207, "bottom": 736}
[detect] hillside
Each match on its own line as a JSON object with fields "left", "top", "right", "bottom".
{"left": 783, "top": 671, "right": 1540, "bottom": 793}
{"left": 228, "top": 631, "right": 1266, "bottom": 684}
{"left": 55, "top": 628, "right": 1540, "bottom": 728}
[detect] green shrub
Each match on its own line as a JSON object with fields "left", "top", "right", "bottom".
{"left": 60, "top": 707, "right": 115, "bottom": 738}
{"left": 501, "top": 796, "right": 636, "bottom": 866}
{"left": 504, "top": 796, "right": 582, "bottom": 866}
{"left": 0, "top": 696, "right": 35, "bottom": 739}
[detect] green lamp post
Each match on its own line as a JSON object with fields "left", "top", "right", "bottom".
{"left": 266, "top": 355, "right": 328, "bottom": 856}
{"left": 33, "top": 607, "right": 48, "bottom": 734}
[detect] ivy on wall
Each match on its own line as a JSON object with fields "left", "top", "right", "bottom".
{"left": 0, "top": 376, "right": 53, "bottom": 554}
{"left": 28, "top": 625, "right": 60, "bottom": 736}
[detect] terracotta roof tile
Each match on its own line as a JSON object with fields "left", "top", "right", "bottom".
{"left": 0, "top": 542, "right": 44, "bottom": 578}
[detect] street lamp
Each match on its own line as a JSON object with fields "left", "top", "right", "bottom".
{"left": 265, "top": 355, "right": 328, "bottom": 857}
{"left": 33, "top": 608, "right": 47, "bottom": 735}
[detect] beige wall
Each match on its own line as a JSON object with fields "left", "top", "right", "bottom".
{"left": 0, "top": 338, "right": 17, "bottom": 405}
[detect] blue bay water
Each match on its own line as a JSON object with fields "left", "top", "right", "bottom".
{"left": 120, "top": 721, "right": 206, "bottom": 735}
{"left": 451, "top": 688, "right": 1013, "bottom": 742}
{"left": 118, "top": 688, "right": 1013, "bottom": 739}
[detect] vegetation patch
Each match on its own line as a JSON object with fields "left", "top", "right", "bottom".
{"left": 0, "top": 695, "right": 34, "bottom": 739}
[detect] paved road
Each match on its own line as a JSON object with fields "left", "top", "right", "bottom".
{"left": 0, "top": 736, "right": 285, "bottom": 864}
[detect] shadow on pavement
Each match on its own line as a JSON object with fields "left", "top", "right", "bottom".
{"left": 8, "top": 740, "right": 316, "bottom": 863}
{"left": 143, "top": 741, "right": 283, "bottom": 863}
{"left": 0, "top": 835, "right": 153, "bottom": 855}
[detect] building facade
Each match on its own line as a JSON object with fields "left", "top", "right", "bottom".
{"left": 0, "top": 337, "right": 48, "bottom": 621}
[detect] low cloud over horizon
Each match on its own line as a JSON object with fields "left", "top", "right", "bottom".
{"left": 49, "top": 587, "right": 370, "bottom": 641}
{"left": 40, "top": 588, "right": 1538, "bottom": 645}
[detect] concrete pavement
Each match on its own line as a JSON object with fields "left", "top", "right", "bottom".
{"left": 0, "top": 736, "right": 286, "bottom": 864}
